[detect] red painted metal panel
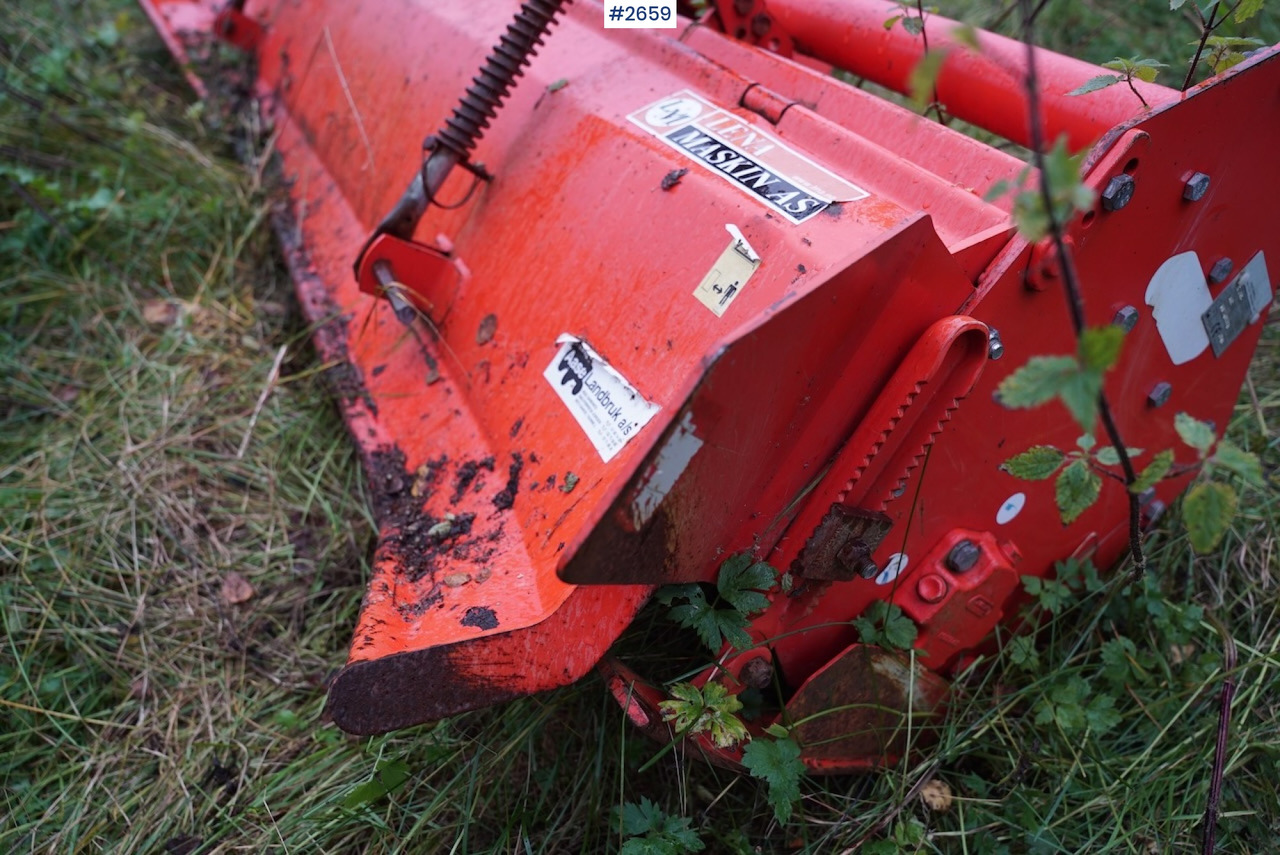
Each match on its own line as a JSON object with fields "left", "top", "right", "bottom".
{"left": 138, "top": 0, "right": 1280, "bottom": 770}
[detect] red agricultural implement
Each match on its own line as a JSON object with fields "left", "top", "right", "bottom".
{"left": 139, "top": 0, "right": 1277, "bottom": 772}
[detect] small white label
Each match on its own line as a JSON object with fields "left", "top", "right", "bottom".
{"left": 1145, "top": 251, "right": 1211, "bottom": 366}
{"left": 603, "top": 1, "right": 676, "bottom": 28}
{"left": 996, "top": 492, "right": 1026, "bottom": 525}
{"left": 544, "top": 336, "right": 660, "bottom": 462}
{"left": 694, "top": 225, "right": 760, "bottom": 317}
{"left": 875, "top": 553, "right": 909, "bottom": 586}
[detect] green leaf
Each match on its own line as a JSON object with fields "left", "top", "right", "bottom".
{"left": 1055, "top": 459, "right": 1101, "bottom": 524}
{"left": 1174, "top": 412, "right": 1215, "bottom": 454}
{"left": 742, "top": 736, "right": 805, "bottom": 824}
{"left": 663, "top": 584, "right": 753, "bottom": 651}
{"left": 854, "top": 600, "right": 918, "bottom": 650}
{"left": 1130, "top": 448, "right": 1174, "bottom": 494}
{"left": 1235, "top": 0, "right": 1265, "bottom": 22}
{"left": 1210, "top": 440, "right": 1264, "bottom": 487}
{"left": 908, "top": 49, "right": 947, "bottom": 107}
{"left": 901, "top": 15, "right": 924, "bottom": 35}
{"left": 1002, "top": 446, "right": 1066, "bottom": 480}
{"left": 1007, "top": 635, "right": 1040, "bottom": 671}
{"left": 616, "top": 798, "right": 705, "bottom": 854}
{"left": 1096, "top": 445, "right": 1142, "bottom": 466}
{"left": 996, "top": 355, "right": 1079, "bottom": 410}
{"left": 1084, "top": 693, "right": 1122, "bottom": 734}
{"left": 764, "top": 722, "right": 790, "bottom": 739}
{"left": 883, "top": 14, "right": 903, "bottom": 29}
{"left": 717, "top": 554, "right": 776, "bottom": 615}
{"left": 1067, "top": 74, "right": 1122, "bottom": 96}
{"left": 950, "top": 22, "right": 980, "bottom": 50}
{"left": 547, "top": 78, "right": 569, "bottom": 93}
{"left": 1056, "top": 369, "right": 1103, "bottom": 433}
{"left": 341, "top": 757, "right": 411, "bottom": 810}
{"left": 1203, "top": 35, "right": 1267, "bottom": 49}
{"left": 1183, "top": 481, "right": 1237, "bottom": 553}
{"left": 1169, "top": 0, "right": 1188, "bottom": 8}
{"left": 659, "top": 681, "right": 747, "bottom": 748}
{"left": 1079, "top": 325, "right": 1125, "bottom": 373}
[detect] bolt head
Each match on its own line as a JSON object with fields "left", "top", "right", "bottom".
{"left": 1183, "top": 172, "right": 1211, "bottom": 202}
{"left": 1112, "top": 305, "right": 1139, "bottom": 333}
{"left": 1209, "top": 257, "right": 1233, "bottom": 285}
{"left": 1101, "top": 174, "right": 1135, "bottom": 211}
{"left": 1147, "top": 381, "right": 1172, "bottom": 408}
{"left": 987, "top": 329, "right": 1005, "bottom": 361}
{"left": 750, "top": 12, "right": 771, "bottom": 36}
{"left": 916, "top": 574, "right": 950, "bottom": 604}
{"left": 945, "top": 539, "right": 982, "bottom": 573}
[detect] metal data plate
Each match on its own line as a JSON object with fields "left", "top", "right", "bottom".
{"left": 1202, "top": 251, "right": 1273, "bottom": 358}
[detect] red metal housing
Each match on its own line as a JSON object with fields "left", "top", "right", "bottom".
{"left": 139, "top": 0, "right": 1278, "bottom": 771}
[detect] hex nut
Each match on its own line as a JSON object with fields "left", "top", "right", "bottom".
{"left": 945, "top": 539, "right": 982, "bottom": 573}
{"left": 1209, "top": 257, "right": 1233, "bottom": 285}
{"left": 988, "top": 329, "right": 1005, "bottom": 361}
{"left": 1147, "top": 381, "right": 1172, "bottom": 408}
{"left": 1112, "top": 305, "right": 1139, "bottom": 333}
{"left": 1101, "top": 174, "right": 1135, "bottom": 211}
{"left": 1183, "top": 172, "right": 1211, "bottom": 202}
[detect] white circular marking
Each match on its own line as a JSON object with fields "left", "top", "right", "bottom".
{"left": 996, "top": 492, "right": 1026, "bottom": 525}
{"left": 875, "top": 552, "right": 909, "bottom": 586}
{"left": 645, "top": 97, "right": 703, "bottom": 128}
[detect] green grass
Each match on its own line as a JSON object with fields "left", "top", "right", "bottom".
{"left": 2, "top": 1, "right": 1279, "bottom": 852}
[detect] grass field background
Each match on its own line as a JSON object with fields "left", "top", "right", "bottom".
{"left": 3, "top": 1, "right": 1279, "bottom": 852}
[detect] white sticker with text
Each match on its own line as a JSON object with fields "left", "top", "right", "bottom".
{"left": 694, "top": 224, "right": 760, "bottom": 317}
{"left": 544, "top": 335, "right": 660, "bottom": 462}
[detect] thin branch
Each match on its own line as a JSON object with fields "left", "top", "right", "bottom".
{"left": 1202, "top": 615, "right": 1238, "bottom": 855}
{"left": 1182, "top": 1, "right": 1223, "bottom": 90}
{"left": 1018, "top": 0, "right": 1145, "bottom": 575}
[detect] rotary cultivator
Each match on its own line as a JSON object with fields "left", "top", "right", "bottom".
{"left": 139, "top": 0, "right": 1278, "bottom": 772}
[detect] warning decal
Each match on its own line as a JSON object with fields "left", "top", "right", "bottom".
{"left": 629, "top": 90, "right": 868, "bottom": 223}
{"left": 544, "top": 335, "right": 661, "bottom": 462}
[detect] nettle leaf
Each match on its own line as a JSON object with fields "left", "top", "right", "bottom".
{"left": 1079, "top": 326, "right": 1125, "bottom": 373}
{"left": 901, "top": 15, "right": 924, "bottom": 35}
{"left": 742, "top": 736, "right": 805, "bottom": 824}
{"left": 717, "top": 554, "right": 776, "bottom": 615}
{"left": 1002, "top": 446, "right": 1066, "bottom": 480}
{"left": 1130, "top": 448, "right": 1174, "bottom": 494}
{"left": 1174, "top": 412, "right": 1216, "bottom": 454}
{"left": 1095, "top": 445, "right": 1142, "bottom": 466}
{"left": 1183, "top": 481, "right": 1237, "bottom": 553}
{"left": 1055, "top": 459, "right": 1101, "bottom": 524}
{"left": 1235, "top": 0, "right": 1265, "bottom": 22}
{"left": 1067, "top": 74, "right": 1122, "bottom": 96}
{"left": 1203, "top": 36, "right": 1267, "bottom": 50}
{"left": 1210, "top": 440, "right": 1264, "bottom": 487}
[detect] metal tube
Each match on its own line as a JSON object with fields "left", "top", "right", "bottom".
{"left": 766, "top": 0, "right": 1179, "bottom": 151}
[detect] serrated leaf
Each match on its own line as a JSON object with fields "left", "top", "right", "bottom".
{"left": 1133, "top": 64, "right": 1160, "bottom": 83}
{"left": 883, "top": 607, "right": 919, "bottom": 650}
{"left": 1085, "top": 694, "right": 1122, "bottom": 734}
{"left": 1203, "top": 35, "right": 1267, "bottom": 49}
{"left": 742, "top": 737, "right": 804, "bottom": 824}
{"left": 1210, "top": 440, "right": 1264, "bottom": 486}
{"left": 659, "top": 681, "right": 747, "bottom": 748}
{"left": 1174, "top": 412, "right": 1216, "bottom": 454}
{"left": 1068, "top": 74, "right": 1123, "bottom": 96}
{"left": 1003, "top": 446, "right": 1066, "bottom": 480}
{"left": 617, "top": 798, "right": 665, "bottom": 836}
{"left": 1130, "top": 448, "right": 1174, "bottom": 494}
{"left": 901, "top": 15, "right": 923, "bottom": 35}
{"left": 996, "top": 355, "right": 1079, "bottom": 409}
{"left": 1234, "top": 1, "right": 1264, "bottom": 24}
{"left": 1077, "top": 434, "right": 1096, "bottom": 451}
{"left": 1183, "top": 481, "right": 1237, "bottom": 553}
{"left": 1056, "top": 368, "right": 1103, "bottom": 432}
{"left": 1095, "top": 445, "right": 1142, "bottom": 466}
{"left": 717, "top": 555, "right": 776, "bottom": 615}
{"left": 1079, "top": 325, "right": 1125, "bottom": 373}
{"left": 1055, "top": 459, "right": 1101, "bottom": 524}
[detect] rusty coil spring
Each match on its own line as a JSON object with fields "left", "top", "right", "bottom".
{"left": 435, "top": 0, "right": 570, "bottom": 160}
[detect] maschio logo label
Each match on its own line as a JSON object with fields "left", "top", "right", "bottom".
{"left": 629, "top": 90, "right": 868, "bottom": 223}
